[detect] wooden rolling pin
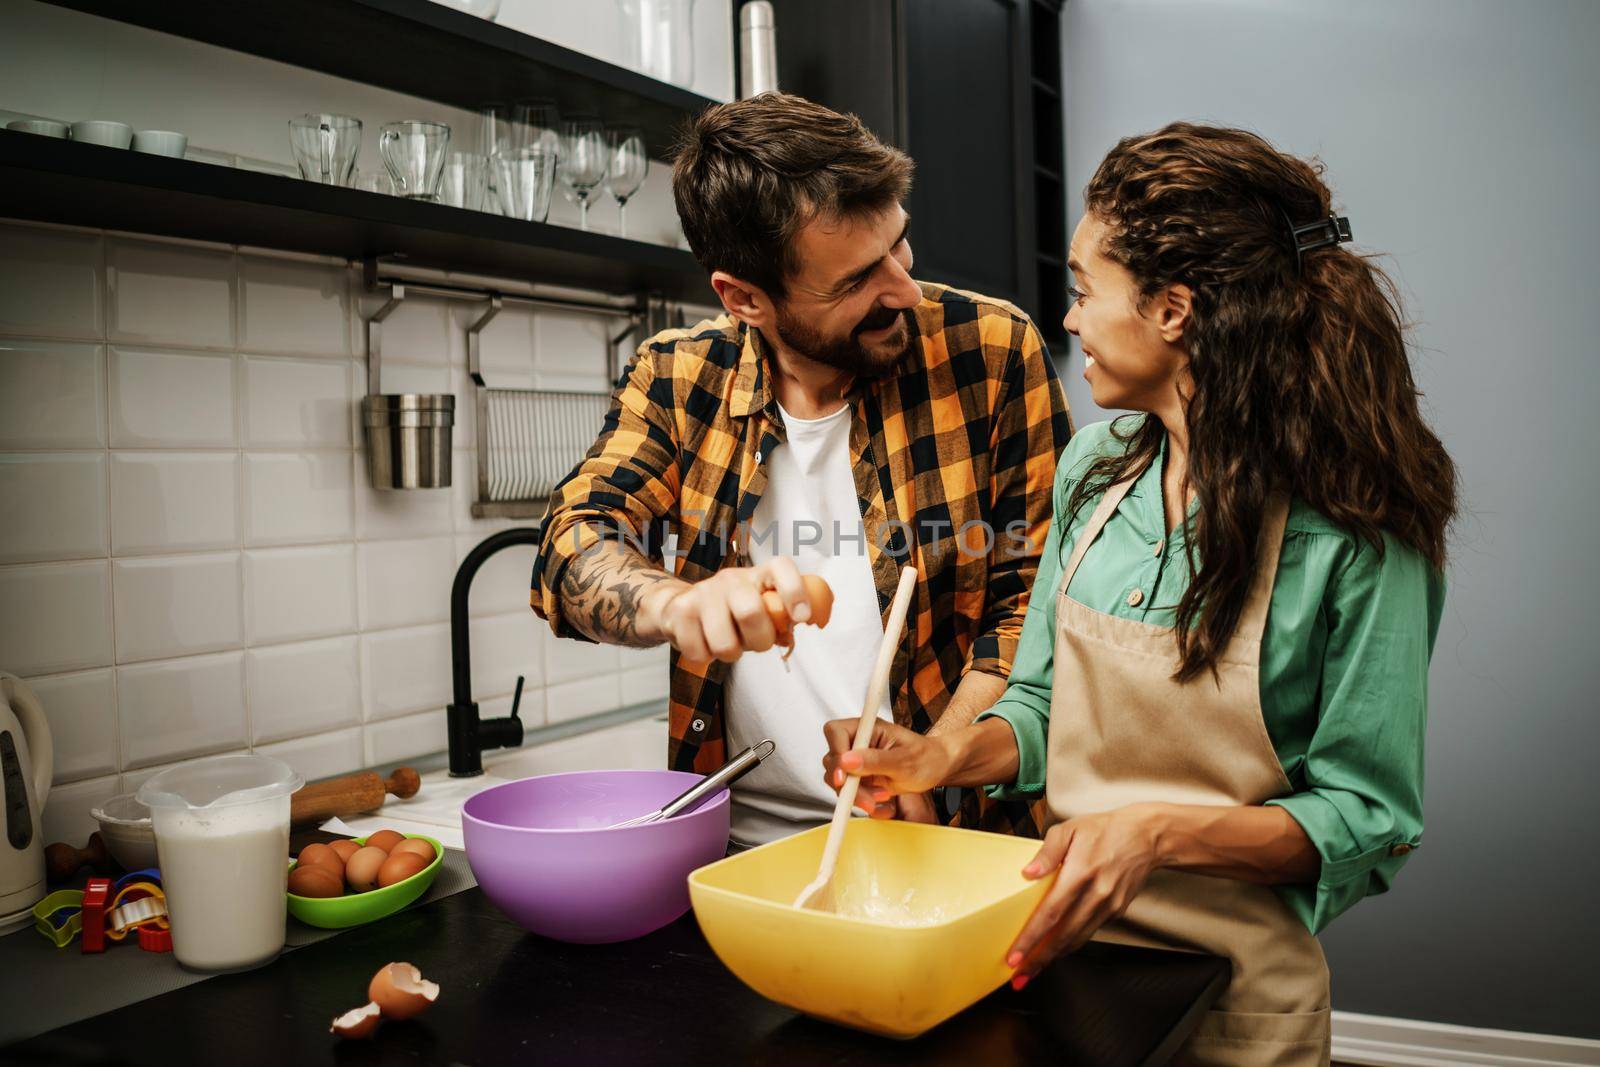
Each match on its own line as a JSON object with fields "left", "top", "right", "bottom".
{"left": 289, "top": 766, "right": 421, "bottom": 826}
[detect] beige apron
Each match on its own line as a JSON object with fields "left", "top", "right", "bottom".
{"left": 1045, "top": 477, "right": 1331, "bottom": 1066}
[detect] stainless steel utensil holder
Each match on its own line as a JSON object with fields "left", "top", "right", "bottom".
{"left": 363, "top": 282, "right": 455, "bottom": 489}
{"left": 360, "top": 259, "right": 684, "bottom": 510}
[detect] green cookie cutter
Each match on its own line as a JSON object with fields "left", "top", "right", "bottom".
{"left": 33, "top": 889, "right": 85, "bottom": 948}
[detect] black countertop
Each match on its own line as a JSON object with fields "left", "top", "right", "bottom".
{"left": 4, "top": 849, "right": 1229, "bottom": 1066}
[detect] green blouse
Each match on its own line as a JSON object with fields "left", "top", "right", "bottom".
{"left": 979, "top": 418, "right": 1444, "bottom": 933}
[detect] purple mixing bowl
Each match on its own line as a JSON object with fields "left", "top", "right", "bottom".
{"left": 462, "top": 769, "right": 730, "bottom": 944}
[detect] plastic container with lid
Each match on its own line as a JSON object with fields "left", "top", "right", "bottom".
{"left": 136, "top": 755, "right": 302, "bottom": 972}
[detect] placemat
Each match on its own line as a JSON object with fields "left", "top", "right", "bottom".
{"left": 0, "top": 845, "right": 477, "bottom": 1047}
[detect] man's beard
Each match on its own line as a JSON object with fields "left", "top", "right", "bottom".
{"left": 773, "top": 301, "right": 912, "bottom": 377}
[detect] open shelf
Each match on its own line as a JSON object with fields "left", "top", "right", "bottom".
{"left": 0, "top": 132, "right": 714, "bottom": 302}
{"left": 37, "top": 0, "right": 719, "bottom": 161}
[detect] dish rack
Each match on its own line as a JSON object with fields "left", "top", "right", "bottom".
{"left": 362, "top": 259, "right": 688, "bottom": 519}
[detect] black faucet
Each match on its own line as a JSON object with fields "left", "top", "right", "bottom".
{"left": 448, "top": 526, "right": 542, "bottom": 776}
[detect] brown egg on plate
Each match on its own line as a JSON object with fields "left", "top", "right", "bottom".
{"left": 388, "top": 838, "right": 436, "bottom": 863}
{"left": 327, "top": 839, "right": 361, "bottom": 864}
{"left": 344, "top": 846, "right": 389, "bottom": 892}
{"left": 377, "top": 850, "right": 430, "bottom": 888}
{"left": 364, "top": 829, "right": 405, "bottom": 854}
{"left": 297, "top": 842, "right": 344, "bottom": 876}
{"left": 288, "top": 864, "right": 344, "bottom": 898}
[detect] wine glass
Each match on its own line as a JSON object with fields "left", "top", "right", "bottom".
{"left": 514, "top": 99, "right": 562, "bottom": 157}
{"left": 557, "top": 116, "right": 609, "bottom": 231}
{"left": 605, "top": 126, "right": 648, "bottom": 238}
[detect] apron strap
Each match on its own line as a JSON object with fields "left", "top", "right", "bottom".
{"left": 1232, "top": 493, "right": 1292, "bottom": 643}
{"left": 1059, "top": 475, "right": 1138, "bottom": 592}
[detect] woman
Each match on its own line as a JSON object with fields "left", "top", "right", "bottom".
{"left": 821, "top": 123, "right": 1456, "bottom": 1065}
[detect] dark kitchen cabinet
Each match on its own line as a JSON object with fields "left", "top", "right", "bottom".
{"left": 753, "top": 0, "right": 1069, "bottom": 346}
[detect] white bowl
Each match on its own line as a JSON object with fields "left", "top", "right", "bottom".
{"left": 91, "top": 793, "right": 159, "bottom": 870}
{"left": 6, "top": 119, "right": 69, "bottom": 138}
{"left": 70, "top": 120, "right": 132, "bottom": 149}
{"left": 132, "top": 130, "right": 187, "bottom": 158}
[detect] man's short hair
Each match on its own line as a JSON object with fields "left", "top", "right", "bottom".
{"left": 671, "top": 92, "right": 913, "bottom": 299}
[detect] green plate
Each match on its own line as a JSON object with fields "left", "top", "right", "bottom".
{"left": 286, "top": 834, "right": 444, "bottom": 929}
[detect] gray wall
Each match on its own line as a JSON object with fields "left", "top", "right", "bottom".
{"left": 1059, "top": 0, "right": 1599, "bottom": 1039}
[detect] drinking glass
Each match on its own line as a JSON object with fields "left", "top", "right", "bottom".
{"left": 379, "top": 120, "right": 450, "bottom": 200}
{"left": 557, "top": 116, "right": 609, "bottom": 230}
{"left": 353, "top": 169, "right": 394, "bottom": 195}
{"left": 478, "top": 104, "right": 506, "bottom": 214}
{"left": 617, "top": 0, "right": 697, "bottom": 88}
{"left": 514, "top": 99, "right": 562, "bottom": 157}
{"left": 440, "top": 152, "right": 489, "bottom": 210}
{"left": 496, "top": 147, "right": 558, "bottom": 222}
{"left": 605, "top": 126, "right": 649, "bottom": 238}
{"left": 288, "top": 113, "right": 362, "bottom": 186}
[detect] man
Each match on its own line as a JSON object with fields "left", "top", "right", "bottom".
{"left": 531, "top": 92, "right": 1071, "bottom": 847}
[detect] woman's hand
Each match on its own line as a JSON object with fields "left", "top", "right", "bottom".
{"left": 1006, "top": 804, "right": 1167, "bottom": 988}
{"left": 819, "top": 718, "right": 956, "bottom": 818}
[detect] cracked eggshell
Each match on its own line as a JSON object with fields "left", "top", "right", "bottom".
{"left": 330, "top": 1001, "right": 382, "bottom": 1039}
{"left": 368, "top": 962, "right": 440, "bottom": 1021}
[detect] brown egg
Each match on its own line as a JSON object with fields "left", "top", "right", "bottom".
{"left": 344, "top": 846, "right": 389, "bottom": 892}
{"left": 368, "top": 962, "right": 439, "bottom": 1021}
{"left": 377, "top": 851, "right": 430, "bottom": 888}
{"left": 288, "top": 864, "right": 344, "bottom": 898}
{"left": 327, "top": 839, "right": 361, "bottom": 863}
{"left": 388, "top": 838, "right": 436, "bottom": 864}
{"left": 364, "top": 829, "right": 405, "bottom": 854}
{"left": 297, "top": 842, "right": 344, "bottom": 876}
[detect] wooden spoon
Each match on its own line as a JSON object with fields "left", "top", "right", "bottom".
{"left": 793, "top": 565, "right": 919, "bottom": 912}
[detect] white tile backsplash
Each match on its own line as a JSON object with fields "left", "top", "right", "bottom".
{"left": 107, "top": 238, "right": 236, "bottom": 348}
{"left": 355, "top": 291, "right": 452, "bottom": 365}
{"left": 0, "top": 227, "right": 103, "bottom": 339}
{"left": 112, "top": 552, "right": 243, "bottom": 662}
{"left": 0, "top": 340, "right": 105, "bottom": 449}
{"left": 0, "top": 560, "right": 113, "bottom": 676}
{"left": 239, "top": 256, "right": 351, "bottom": 358}
{"left": 243, "top": 544, "right": 357, "bottom": 645}
{"left": 544, "top": 630, "right": 622, "bottom": 686}
{"left": 361, "top": 623, "right": 453, "bottom": 721}
{"left": 546, "top": 675, "right": 624, "bottom": 725}
{"left": 244, "top": 452, "right": 354, "bottom": 545}
{"left": 26, "top": 668, "right": 118, "bottom": 784}
{"left": 0, "top": 222, "right": 660, "bottom": 785}
{"left": 356, "top": 463, "right": 454, "bottom": 540}
{"left": 117, "top": 650, "right": 248, "bottom": 769}
{"left": 243, "top": 355, "right": 351, "bottom": 448}
{"left": 364, "top": 707, "right": 449, "bottom": 768}
{"left": 469, "top": 611, "right": 546, "bottom": 699}
{"left": 41, "top": 774, "right": 120, "bottom": 850}
{"left": 109, "top": 452, "right": 239, "bottom": 555}
{"left": 0, "top": 452, "right": 107, "bottom": 563}
{"left": 247, "top": 636, "right": 361, "bottom": 743}
{"left": 256, "top": 726, "right": 364, "bottom": 783}
{"left": 358, "top": 536, "right": 455, "bottom": 630}
{"left": 109, "top": 347, "right": 236, "bottom": 448}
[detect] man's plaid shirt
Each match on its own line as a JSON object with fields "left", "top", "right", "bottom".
{"left": 531, "top": 281, "right": 1072, "bottom": 836}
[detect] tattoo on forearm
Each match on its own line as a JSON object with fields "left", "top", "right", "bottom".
{"left": 558, "top": 538, "right": 678, "bottom": 647}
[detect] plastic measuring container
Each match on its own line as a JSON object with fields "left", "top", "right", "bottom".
{"left": 137, "top": 754, "right": 303, "bottom": 971}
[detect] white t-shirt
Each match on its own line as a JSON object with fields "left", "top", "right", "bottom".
{"left": 724, "top": 400, "right": 891, "bottom": 847}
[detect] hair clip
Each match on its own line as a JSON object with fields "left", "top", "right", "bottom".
{"left": 1282, "top": 211, "right": 1353, "bottom": 272}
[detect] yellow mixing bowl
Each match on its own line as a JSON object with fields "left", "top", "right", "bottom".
{"left": 688, "top": 819, "right": 1050, "bottom": 1039}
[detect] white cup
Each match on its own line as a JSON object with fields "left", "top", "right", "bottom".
{"left": 70, "top": 120, "right": 133, "bottom": 149}
{"left": 132, "top": 130, "right": 187, "bottom": 158}
{"left": 6, "top": 119, "right": 70, "bottom": 139}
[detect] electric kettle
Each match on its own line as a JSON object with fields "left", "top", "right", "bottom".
{"left": 1, "top": 673, "right": 52, "bottom": 923}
